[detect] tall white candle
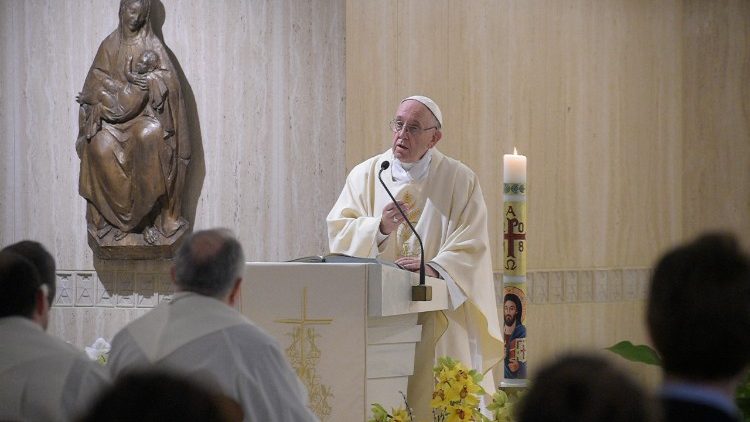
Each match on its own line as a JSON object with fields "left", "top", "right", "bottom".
{"left": 502, "top": 145, "right": 528, "bottom": 386}
{"left": 503, "top": 147, "right": 527, "bottom": 184}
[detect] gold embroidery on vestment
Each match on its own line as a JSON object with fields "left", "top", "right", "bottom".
{"left": 396, "top": 191, "right": 423, "bottom": 258}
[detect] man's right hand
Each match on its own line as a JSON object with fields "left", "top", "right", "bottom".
{"left": 379, "top": 201, "right": 409, "bottom": 235}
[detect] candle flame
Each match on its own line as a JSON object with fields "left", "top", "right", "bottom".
{"left": 514, "top": 146, "right": 518, "bottom": 155}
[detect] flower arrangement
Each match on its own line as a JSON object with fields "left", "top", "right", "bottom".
{"left": 369, "top": 356, "right": 522, "bottom": 422}
{"left": 430, "top": 356, "right": 486, "bottom": 421}
{"left": 85, "top": 337, "right": 111, "bottom": 366}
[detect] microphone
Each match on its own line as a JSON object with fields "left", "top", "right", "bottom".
{"left": 378, "top": 160, "right": 432, "bottom": 301}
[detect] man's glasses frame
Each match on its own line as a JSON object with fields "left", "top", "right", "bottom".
{"left": 389, "top": 120, "right": 438, "bottom": 137}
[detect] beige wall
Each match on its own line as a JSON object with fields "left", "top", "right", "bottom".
{"left": 347, "top": 0, "right": 749, "bottom": 382}
{"left": 683, "top": 0, "right": 750, "bottom": 244}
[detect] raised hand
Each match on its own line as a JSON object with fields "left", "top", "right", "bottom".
{"left": 379, "top": 201, "right": 409, "bottom": 235}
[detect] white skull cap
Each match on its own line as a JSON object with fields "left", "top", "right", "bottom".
{"left": 402, "top": 95, "right": 443, "bottom": 128}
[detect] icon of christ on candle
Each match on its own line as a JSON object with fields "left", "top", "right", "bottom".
{"left": 503, "top": 291, "right": 527, "bottom": 378}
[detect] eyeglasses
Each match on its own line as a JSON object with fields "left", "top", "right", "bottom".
{"left": 389, "top": 120, "right": 438, "bottom": 137}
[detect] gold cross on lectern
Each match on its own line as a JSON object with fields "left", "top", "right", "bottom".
{"left": 275, "top": 287, "right": 334, "bottom": 419}
{"left": 275, "top": 287, "right": 333, "bottom": 373}
{"left": 276, "top": 287, "right": 333, "bottom": 327}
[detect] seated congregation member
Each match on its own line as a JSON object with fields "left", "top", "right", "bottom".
{"left": 78, "top": 370, "right": 243, "bottom": 422}
{"left": 107, "top": 228, "right": 318, "bottom": 422}
{"left": 647, "top": 232, "right": 750, "bottom": 422}
{"left": 0, "top": 242, "right": 109, "bottom": 421}
{"left": 516, "top": 353, "right": 660, "bottom": 422}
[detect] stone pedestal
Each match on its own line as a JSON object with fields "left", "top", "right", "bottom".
{"left": 87, "top": 224, "right": 189, "bottom": 260}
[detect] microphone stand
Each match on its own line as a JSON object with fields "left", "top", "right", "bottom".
{"left": 378, "top": 161, "right": 432, "bottom": 301}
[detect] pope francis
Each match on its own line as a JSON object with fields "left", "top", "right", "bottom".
{"left": 327, "top": 95, "right": 503, "bottom": 419}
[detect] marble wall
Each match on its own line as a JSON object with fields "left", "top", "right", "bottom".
{"left": 0, "top": 0, "right": 345, "bottom": 264}
{"left": 0, "top": 0, "right": 345, "bottom": 346}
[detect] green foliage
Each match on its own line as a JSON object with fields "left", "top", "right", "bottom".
{"left": 736, "top": 373, "right": 750, "bottom": 422}
{"left": 605, "top": 341, "right": 662, "bottom": 366}
{"left": 487, "top": 388, "right": 525, "bottom": 422}
{"left": 368, "top": 403, "right": 390, "bottom": 422}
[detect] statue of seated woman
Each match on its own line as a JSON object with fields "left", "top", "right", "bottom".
{"left": 76, "top": 0, "right": 190, "bottom": 252}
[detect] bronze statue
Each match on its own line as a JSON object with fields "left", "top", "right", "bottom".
{"left": 76, "top": 0, "right": 190, "bottom": 258}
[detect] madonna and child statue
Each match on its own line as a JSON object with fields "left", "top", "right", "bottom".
{"left": 75, "top": 0, "right": 191, "bottom": 259}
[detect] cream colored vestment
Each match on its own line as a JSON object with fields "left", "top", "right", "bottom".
{"left": 327, "top": 148, "right": 503, "bottom": 420}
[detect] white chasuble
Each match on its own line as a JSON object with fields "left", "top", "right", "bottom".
{"left": 108, "top": 292, "right": 318, "bottom": 422}
{"left": 0, "top": 317, "right": 109, "bottom": 422}
{"left": 327, "top": 148, "right": 503, "bottom": 419}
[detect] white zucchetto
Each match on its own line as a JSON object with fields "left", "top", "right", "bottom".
{"left": 401, "top": 95, "right": 443, "bottom": 128}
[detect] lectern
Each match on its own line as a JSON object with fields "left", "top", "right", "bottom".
{"left": 240, "top": 262, "right": 447, "bottom": 422}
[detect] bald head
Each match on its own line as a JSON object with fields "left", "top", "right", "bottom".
{"left": 174, "top": 229, "right": 245, "bottom": 299}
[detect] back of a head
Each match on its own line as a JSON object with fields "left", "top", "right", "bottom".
{"left": 78, "top": 370, "right": 243, "bottom": 422}
{"left": 517, "top": 353, "right": 659, "bottom": 422}
{"left": 647, "top": 232, "right": 750, "bottom": 381}
{"left": 2, "top": 241, "right": 56, "bottom": 307}
{"left": 174, "top": 228, "right": 245, "bottom": 298}
{"left": 0, "top": 250, "right": 43, "bottom": 318}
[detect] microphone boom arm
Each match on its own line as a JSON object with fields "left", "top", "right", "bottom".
{"left": 378, "top": 161, "right": 431, "bottom": 301}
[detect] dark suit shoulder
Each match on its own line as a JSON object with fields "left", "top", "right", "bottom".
{"left": 661, "top": 397, "right": 740, "bottom": 422}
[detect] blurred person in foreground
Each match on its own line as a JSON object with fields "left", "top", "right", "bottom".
{"left": 648, "top": 232, "right": 750, "bottom": 422}
{"left": 78, "top": 370, "right": 243, "bottom": 422}
{"left": 517, "top": 352, "right": 660, "bottom": 422}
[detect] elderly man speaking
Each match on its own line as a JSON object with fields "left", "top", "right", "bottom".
{"left": 327, "top": 95, "right": 503, "bottom": 418}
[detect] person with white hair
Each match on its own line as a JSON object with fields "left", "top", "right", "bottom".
{"left": 327, "top": 96, "right": 502, "bottom": 419}
{"left": 107, "top": 228, "right": 318, "bottom": 422}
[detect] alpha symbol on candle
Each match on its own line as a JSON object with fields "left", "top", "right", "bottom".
{"left": 504, "top": 217, "right": 526, "bottom": 258}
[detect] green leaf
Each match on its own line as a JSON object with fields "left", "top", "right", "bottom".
{"left": 735, "top": 373, "right": 750, "bottom": 421}
{"left": 368, "top": 403, "right": 389, "bottom": 422}
{"left": 606, "top": 341, "right": 662, "bottom": 366}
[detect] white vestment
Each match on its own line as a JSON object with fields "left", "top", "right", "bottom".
{"left": 0, "top": 317, "right": 110, "bottom": 422}
{"left": 327, "top": 148, "right": 503, "bottom": 419}
{"left": 108, "top": 292, "right": 319, "bottom": 422}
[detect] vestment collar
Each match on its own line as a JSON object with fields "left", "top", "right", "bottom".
{"left": 392, "top": 149, "right": 432, "bottom": 183}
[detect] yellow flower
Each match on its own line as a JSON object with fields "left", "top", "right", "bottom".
{"left": 455, "top": 368, "right": 470, "bottom": 382}
{"left": 456, "top": 384, "right": 481, "bottom": 407}
{"left": 390, "top": 407, "right": 410, "bottom": 422}
{"left": 431, "top": 356, "right": 489, "bottom": 421}
{"left": 431, "top": 386, "right": 449, "bottom": 409}
{"left": 435, "top": 364, "right": 461, "bottom": 388}
{"left": 445, "top": 402, "right": 477, "bottom": 422}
